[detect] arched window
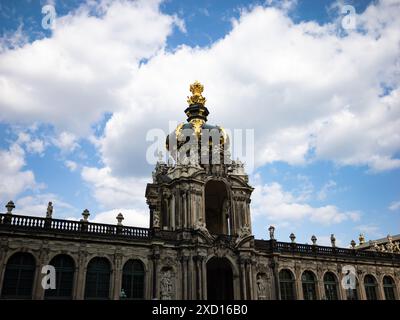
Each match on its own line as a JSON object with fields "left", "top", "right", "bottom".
{"left": 84, "top": 257, "right": 111, "bottom": 300}
{"left": 302, "top": 271, "right": 317, "bottom": 300}
{"left": 121, "top": 260, "right": 145, "bottom": 299}
{"left": 279, "top": 269, "right": 295, "bottom": 300}
{"left": 45, "top": 254, "right": 75, "bottom": 300}
{"left": 323, "top": 272, "right": 338, "bottom": 300}
{"left": 364, "top": 275, "right": 378, "bottom": 300}
{"left": 1, "top": 252, "right": 36, "bottom": 299}
{"left": 383, "top": 276, "right": 396, "bottom": 300}
{"left": 345, "top": 278, "right": 359, "bottom": 300}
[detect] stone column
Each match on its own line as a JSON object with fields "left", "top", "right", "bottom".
{"left": 71, "top": 264, "right": 79, "bottom": 300}
{"left": 295, "top": 268, "right": 304, "bottom": 300}
{"left": 270, "top": 259, "right": 280, "bottom": 300}
{"left": 32, "top": 258, "right": 43, "bottom": 300}
{"left": 181, "top": 255, "right": 188, "bottom": 299}
{"left": 201, "top": 257, "right": 207, "bottom": 300}
{"left": 33, "top": 249, "right": 49, "bottom": 300}
{"left": 189, "top": 255, "right": 195, "bottom": 299}
{"left": 151, "top": 250, "right": 160, "bottom": 299}
{"left": 247, "top": 259, "right": 254, "bottom": 299}
{"left": 240, "top": 259, "right": 247, "bottom": 300}
{"left": 195, "top": 256, "right": 201, "bottom": 299}
{"left": 358, "top": 274, "right": 367, "bottom": 300}
{"left": 75, "top": 253, "right": 87, "bottom": 299}
{"left": 113, "top": 254, "right": 123, "bottom": 299}
{"left": 337, "top": 271, "right": 346, "bottom": 300}
{"left": 245, "top": 198, "right": 251, "bottom": 233}
{"left": 0, "top": 244, "right": 7, "bottom": 296}
{"left": 171, "top": 194, "right": 175, "bottom": 230}
{"left": 317, "top": 278, "right": 325, "bottom": 300}
{"left": 377, "top": 277, "right": 385, "bottom": 300}
{"left": 251, "top": 260, "right": 258, "bottom": 299}
{"left": 182, "top": 192, "right": 187, "bottom": 229}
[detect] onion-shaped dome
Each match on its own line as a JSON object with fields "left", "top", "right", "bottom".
{"left": 166, "top": 81, "right": 229, "bottom": 163}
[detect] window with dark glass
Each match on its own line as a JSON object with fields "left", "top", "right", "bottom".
{"left": 45, "top": 254, "right": 75, "bottom": 300}
{"left": 364, "top": 275, "right": 378, "bottom": 300}
{"left": 1, "top": 252, "right": 36, "bottom": 299}
{"left": 84, "top": 257, "right": 111, "bottom": 300}
{"left": 121, "top": 260, "right": 145, "bottom": 299}
{"left": 279, "top": 269, "right": 295, "bottom": 300}
{"left": 383, "top": 276, "right": 396, "bottom": 300}
{"left": 302, "top": 271, "right": 317, "bottom": 300}
{"left": 323, "top": 272, "right": 338, "bottom": 300}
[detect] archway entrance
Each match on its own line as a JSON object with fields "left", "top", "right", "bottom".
{"left": 206, "top": 257, "right": 233, "bottom": 300}
{"left": 205, "top": 180, "right": 229, "bottom": 234}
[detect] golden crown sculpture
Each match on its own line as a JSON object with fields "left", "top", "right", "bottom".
{"left": 187, "top": 80, "right": 206, "bottom": 106}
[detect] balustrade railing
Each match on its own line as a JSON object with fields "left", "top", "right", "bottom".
{"left": 255, "top": 239, "right": 400, "bottom": 261}
{"left": 0, "top": 213, "right": 150, "bottom": 240}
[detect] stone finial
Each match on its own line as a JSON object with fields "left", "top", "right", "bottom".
{"left": 359, "top": 233, "right": 365, "bottom": 245}
{"left": 350, "top": 239, "right": 356, "bottom": 249}
{"left": 311, "top": 235, "right": 317, "bottom": 245}
{"left": 289, "top": 233, "right": 296, "bottom": 243}
{"left": 330, "top": 234, "right": 336, "bottom": 247}
{"left": 5, "top": 201, "right": 15, "bottom": 214}
{"left": 46, "top": 201, "right": 53, "bottom": 219}
{"left": 268, "top": 225, "right": 275, "bottom": 240}
{"left": 116, "top": 213, "right": 124, "bottom": 226}
{"left": 82, "top": 209, "right": 90, "bottom": 221}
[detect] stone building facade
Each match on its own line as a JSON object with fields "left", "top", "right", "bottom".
{"left": 0, "top": 82, "right": 399, "bottom": 300}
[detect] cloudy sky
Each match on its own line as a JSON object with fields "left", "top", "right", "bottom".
{"left": 0, "top": 0, "right": 399, "bottom": 247}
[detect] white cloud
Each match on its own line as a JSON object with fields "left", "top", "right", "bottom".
{"left": 52, "top": 131, "right": 79, "bottom": 153}
{"left": 389, "top": 201, "right": 400, "bottom": 211}
{"left": 91, "top": 208, "right": 148, "bottom": 228}
{"left": 96, "top": 0, "right": 400, "bottom": 177}
{"left": 354, "top": 224, "right": 383, "bottom": 239}
{"left": 15, "top": 131, "right": 46, "bottom": 156}
{"left": 251, "top": 181, "right": 360, "bottom": 226}
{"left": 317, "top": 180, "right": 337, "bottom": 201}
{"left": 0, "top": 0, "right": 183, "bottom": 135}
{"left": 0, "top": 144, "right": 37, "bottom": 204}
{"left": 26, "top": 139, "right": 45, "bottom": 155}
{"left": 81, "top": 166, "right": 150, "bottom": 210}
{"left": 13, "top": 193, "right": 74, "bottom": 218}
{"left": 0, "top": 0, "right": 398, "bottom": 176}
{"left": 65, "top": 160, "right": 78, "bottom": 172}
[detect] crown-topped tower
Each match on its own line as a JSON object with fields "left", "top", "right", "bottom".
{"left": 166, "top": 81, "right": 229, "bottom": 165}
{"left": 147, "top": 81, "right": 253, "bottom": 239}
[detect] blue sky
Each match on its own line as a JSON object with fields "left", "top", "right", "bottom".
{"left": 0, "top": 0, "right": 399, "bottom": 247}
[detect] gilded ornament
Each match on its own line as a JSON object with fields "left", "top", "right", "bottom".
{"left": 187, "top": 80, "right": 206, "bottom": 105}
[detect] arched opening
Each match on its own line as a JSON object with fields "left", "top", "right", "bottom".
{"left": 279, "top": 269, "right": 296, "bottom": 300}
{"left": 323, "top": 272, "right": 338, "bottom": 300}
{"left": 45, "top": 254, "right": 75, "bottom": 300}
{"left": 302, "top": 271, "right": 317, "bottom": 300}
{"left": 364, "top": 274, "right": 378, "bottom": 300}
{"left": 121, "top": 259, "right": 145, "bottom": 299}
{"left": 205, "top": 180, "right": 229, "bottom": 235}
{"left": 84, "top": 257, "right": 111, "bottom": 300}
{"left": 383, "top": 276, "right": 396, "bottom": 300}
{"left": 1, "top": 252, "right": 36, "bottom": 299}
{"left": 206, "top": 257, "right": 233, "bottom": 300}
{"left": 345, "top": 278, "right": 359, "bottom": 300}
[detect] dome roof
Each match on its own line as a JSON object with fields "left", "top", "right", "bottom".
{"left": 166, "top": 81, "right": 229, "bottom": 159}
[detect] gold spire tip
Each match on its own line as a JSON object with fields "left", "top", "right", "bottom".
{"left": 187, "top": 80, "right": 206, "bottom": 106}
